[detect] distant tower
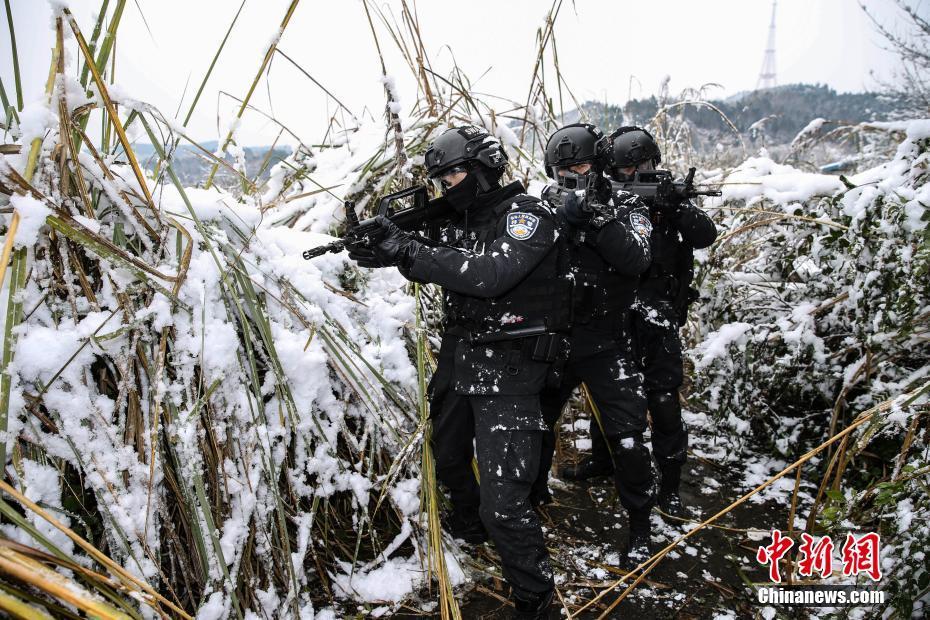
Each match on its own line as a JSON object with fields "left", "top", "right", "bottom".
{"left": 756, "top": 1, "right": 777, "bottom": 90}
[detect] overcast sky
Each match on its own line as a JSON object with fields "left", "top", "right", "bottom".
{"left": 0, "top": 0, "right": 915, "bottom": 146}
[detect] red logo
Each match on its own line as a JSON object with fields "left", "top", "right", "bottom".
{"left": 841, "top": 533, "right": 882, "bottom": 581}
{"left": 756, "top": 530, "right": 882, "bottom": 583}
{"left": 756, "top": 530, "right": 794, "bottom": 583}
{"left": 797, "top": 533, "right": 834, "bottom": 578}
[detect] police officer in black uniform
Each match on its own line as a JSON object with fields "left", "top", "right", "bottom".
{"left": 561, "top": 126, "right": 718, "bottom": 519}
{"left": 533, "top": 123, "right": 657, "bottom": 566}
{"left": 346, "top": 125, "right": 570, "bottom": 619}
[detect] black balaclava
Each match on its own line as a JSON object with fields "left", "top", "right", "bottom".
{"left": 443, "top": 166, "right": 503, "bottom": 215}
{"left": 444, "top": 171, "right": 481, "bottom": 215}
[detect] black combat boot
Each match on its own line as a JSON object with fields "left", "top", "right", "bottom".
{"left": 560, "top": 456, "right": 612, "bottom": 481}
{"left": 621, "top": 508, "right": 652, "bottom": 571}
{"left": 512, "top": 588, "right": 554, "bottom": 619}
{"left": 445, "top": 507, "right": 488, "bottom": 545}
{"left": 657, "top": 462, "right": 685, "bottom": 518}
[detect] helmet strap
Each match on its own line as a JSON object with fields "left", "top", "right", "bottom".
{"left": 473, "top": 164, "right": 505, "bottom": 193}
{"left": 474, "top": 167, "right": 492, "bottom": 193}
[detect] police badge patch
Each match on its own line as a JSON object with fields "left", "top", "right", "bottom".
{"left": 629, "top": 212, "right": 653, "bottom": 242}
{"left": 506, "top": 212, "right": 540, "bottom": 240}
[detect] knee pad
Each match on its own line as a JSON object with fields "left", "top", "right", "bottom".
{"left": 609, "top": 433, "right": 653, "bottom": 485}
{"left": 609, "top": 432, "right": 647, "bottom": 457}
{"left": 648, "top": 390, "right": 681, "bottom": 429}
{"left": 648, "top": 390, "right": 678, "bottom": 409}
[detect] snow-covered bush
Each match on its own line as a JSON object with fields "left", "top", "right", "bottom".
{"left": 688, "top": 120, "right": 930, "bottom": 615}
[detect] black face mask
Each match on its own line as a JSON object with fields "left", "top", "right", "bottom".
{"left": 443, "top": 172, "right": 481, "bottom": 214}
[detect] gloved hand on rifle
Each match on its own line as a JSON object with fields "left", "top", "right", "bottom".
{"left": 558, "top": 188, "right": 594, "bottom": 228}
{"left": 346, "top": 215, "right": 422, "bottom": 269}
{"left": 653, "top": 195, "right": 685, "bottom": 219}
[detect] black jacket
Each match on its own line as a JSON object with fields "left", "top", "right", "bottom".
{"left": 638, "top": 198, "right": 717, "bottom": 321}
{"left": 406, "top": 181, "right": 570, "bottom": 335}
{"left": 403, "top": 181, "right": 571, "bottom": 398}
{"left": 557, "top": 186, "right": 653, "bottom": 355}
{"left": 668, "top": 200, "right": 717, "bottom": 249}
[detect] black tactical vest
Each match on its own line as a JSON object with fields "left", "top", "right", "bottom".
{"left": 566, "top": 205, "right": 640, "bottom": 329}
{"left": 606, "top": 179, "right": 693, "bottom": 302}
{"left": 569, "top": 237, "right": 638, "bottom": 325}
{"left": 441, "top": 191, "right": 572, "bottom": 338}
{"left": 640, "top": 205, "right": 694, "bottom": 301}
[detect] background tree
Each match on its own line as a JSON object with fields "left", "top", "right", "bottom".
{"left": 861, "top": 0, "right": 930, "bottom": 115}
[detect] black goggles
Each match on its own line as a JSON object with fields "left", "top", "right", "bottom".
{"left": 429, "top": 165, "right": 469, "bottom": 193}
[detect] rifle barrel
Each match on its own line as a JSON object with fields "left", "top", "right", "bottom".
{"left": 303, "top": 187, "right": 452, "bottom": 261}
{"left": 302, "top": 239, "right": 346, "bottom": 260}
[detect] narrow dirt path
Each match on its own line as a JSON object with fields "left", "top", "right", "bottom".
{"left": 450, "top": 411, "right": 795, "bottom": 619}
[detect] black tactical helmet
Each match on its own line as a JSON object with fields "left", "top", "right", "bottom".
{"left": 608, "top": 126, "right": 662, "bottom": 169}
{"left": 424, "top": 125, "right": 508, "bottom": 179}
{"left": 544, "top": 123, "right": 608, "bottom": 179}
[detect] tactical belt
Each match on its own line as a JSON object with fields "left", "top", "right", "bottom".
{"left": 466, "top": 322, "right": 563, "bottom": 364}
{"left": 469, "top": 322, "right": 548, "bottom": 343}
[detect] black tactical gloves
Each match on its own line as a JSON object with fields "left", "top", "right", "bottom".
{"left": 346, "top": 215, "right": 422, "bottom": 269}
{"left": 558, "top": 188, "right": 594, "bottom": 227}
{"left": 655, "top": 199, "right": 684, "bottom": 219}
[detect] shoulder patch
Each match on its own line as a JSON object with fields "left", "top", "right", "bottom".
{"left": 513, "top": 194, "right": 554, "bottom": 215}
{"left": 629, "top": 212, "right": 653, "bottom": 242}
{"left": 613, "top": 190, "right": 640, "bottom": 207}
{"left": 506, "top": 212, "right": 540, "bottom": 240}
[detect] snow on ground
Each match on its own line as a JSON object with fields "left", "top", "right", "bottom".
{"left": 3, "top": 55, "right": 927, "bottom": 615}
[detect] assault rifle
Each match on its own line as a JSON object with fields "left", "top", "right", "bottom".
{"left": 541, "top": 171, "right": 612, "bottom": 219}
{"left": 302, "top": 186, "right": 451, "bottom": 260}
{"left": 613, "top": 167, "right": 721, "bottom": 208}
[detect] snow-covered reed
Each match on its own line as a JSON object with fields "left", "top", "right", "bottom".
{"left": 1, "top": 0, "right": 927, "bottom": 617}
{"left": 0, "top": 3, "right": 448, "bottom": 618}
{"left": 0, "top": 0, "right": 585, "bottom": 616}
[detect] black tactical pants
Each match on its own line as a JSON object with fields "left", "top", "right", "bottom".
{"left": 431, "top": 393, "right": 553, "bottom": 599}
{"left": 429, "top": 334, "right": 480, "bottom": 516}
{"left": 431, "top": 335, "right": 555, "bottom": 600}
{"left": 427, "top": 332, "right": 480, "bottom": 521}
{"left": 577, "top": 309, "right": 688, "bottom": 471}
{"left": 632, "top": 308, "right": 687, "bottom": 467}
{"left": 430, "top": 389, "right": 480, "bottom": 515}
{"left": 473, "top": 396, "right": 553, "bottom": 599}
{"left": 538, "top": 345, "right": 654, "bottom": 511}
